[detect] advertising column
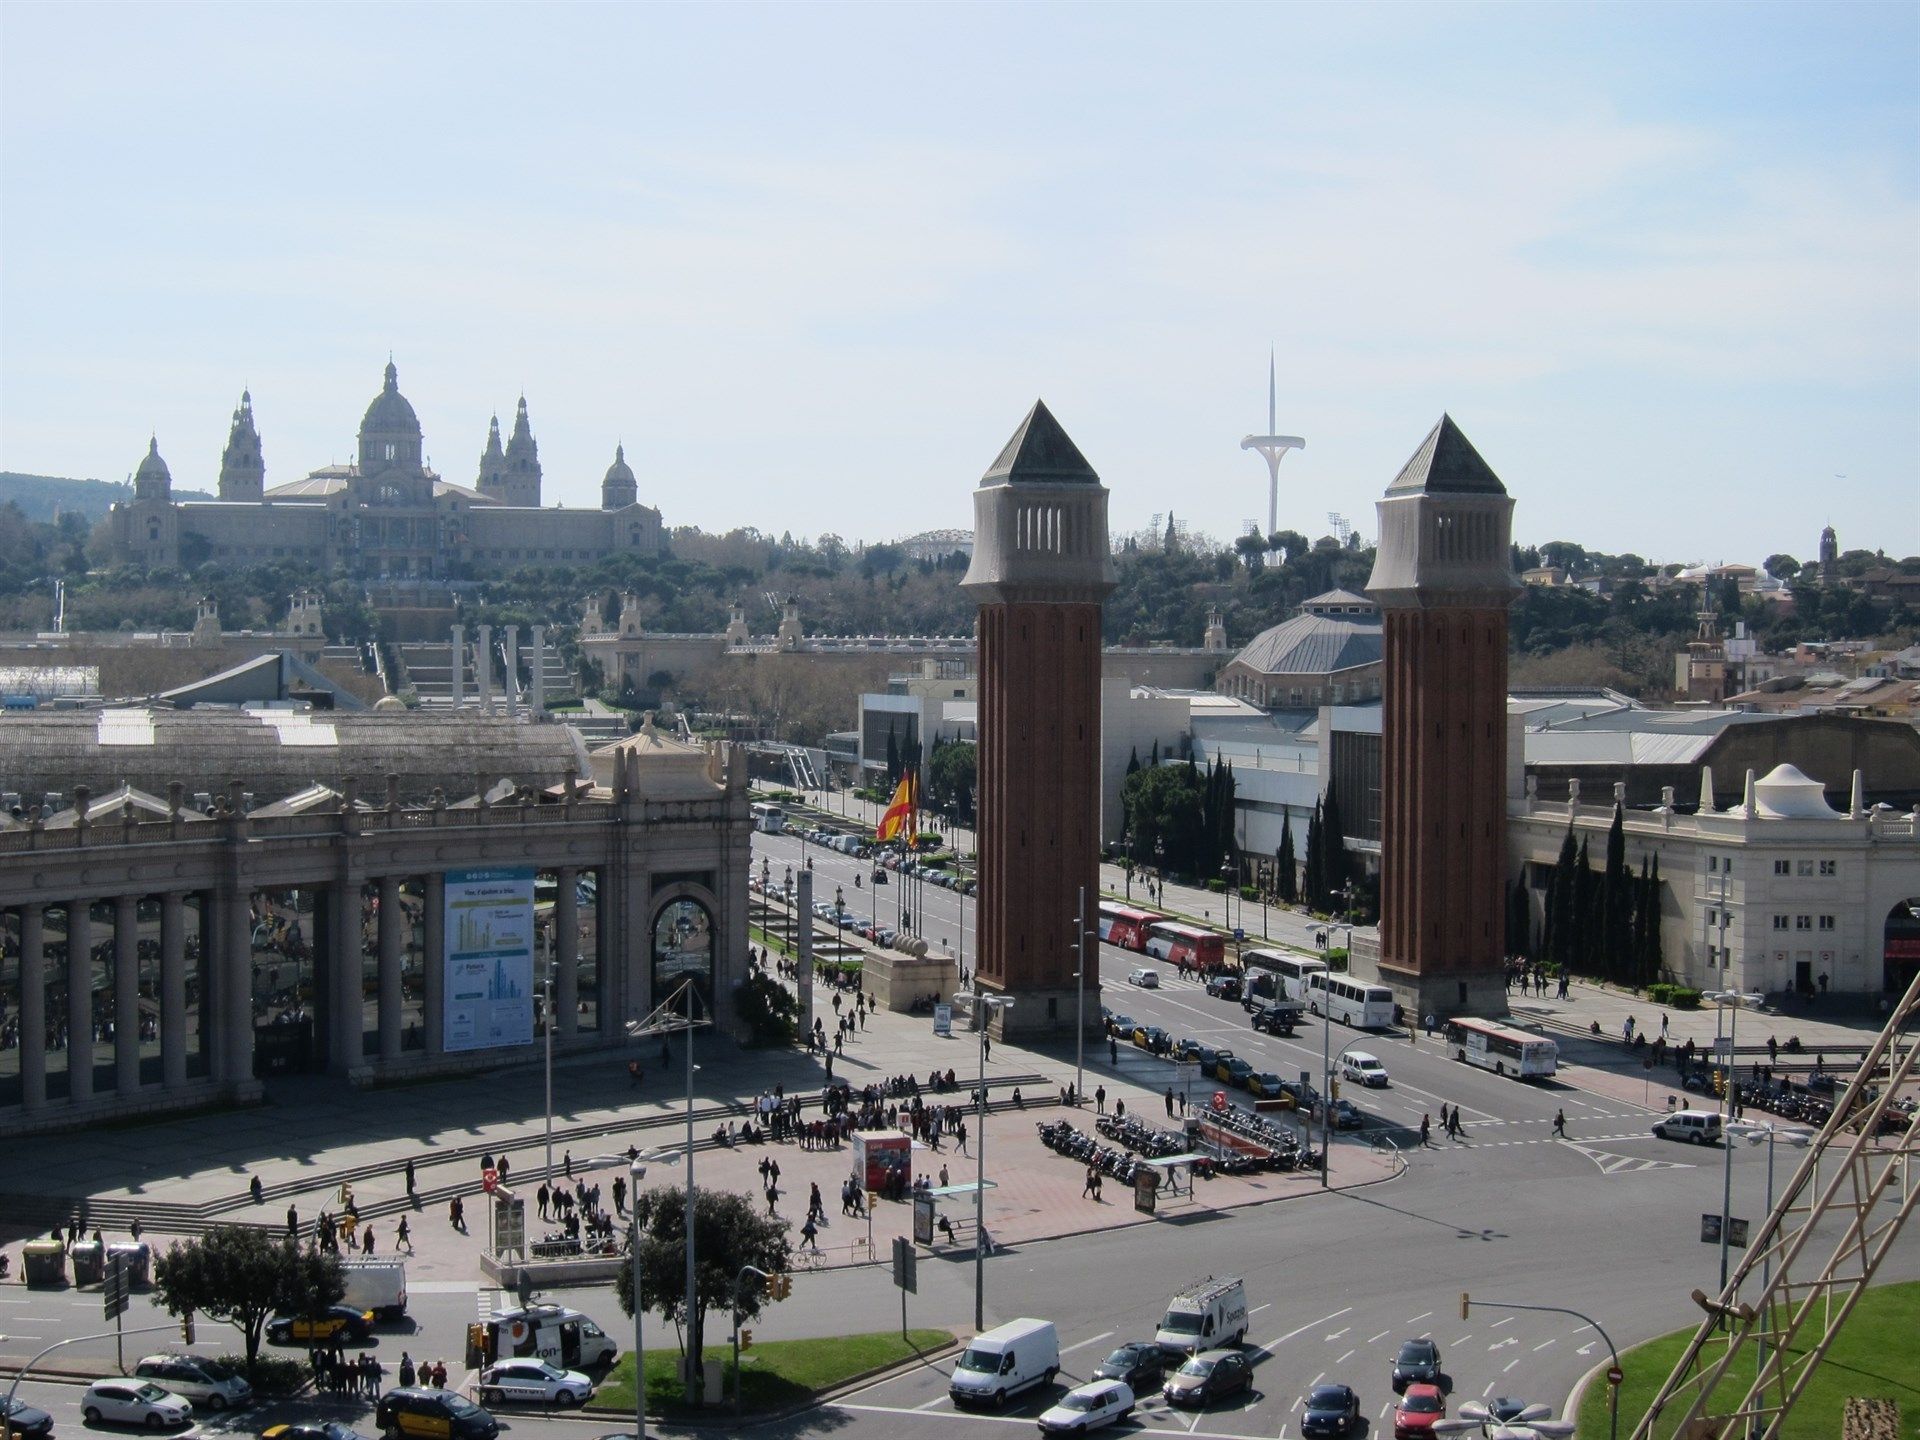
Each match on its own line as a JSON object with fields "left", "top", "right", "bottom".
{"left": 444, "top": 868, "right": 536, "bottom": 1052}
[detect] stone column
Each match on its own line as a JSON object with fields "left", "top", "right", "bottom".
{"left": 476, "top": 624, "right": 493, "bottom": 713}
{"left": 67, "top": 901, "right": 94, "bottom": 1105}
{"left": 329, "top": 883, "right": 362, "bottom": 1073}
{"left": 115, "top": 893, "right": 141, "bottom": 1096}
{"left": 502, "top": 625, "right": 519, "bottom": 719}
{"left": 530, "top": 625, "right": 546, "bottom": 714}
{"left": 450, "top": 624, "right": 465, "bottom": 709}
{"left": 222, "top": 888, "right": 253, "bottom": 1089}
{"left": 555, "top": 867, "right": 578, "bottom": 1038}
{"left": 378, "top": 876, "right": 403, "bottom": 1062}
{"left": 160, "top": 893, "right": 187, "bottom": 1090}
{"left": 422, "top": 873, "right": 445, "bottom": 1056}
{"left": 19, "top": 906, "right": 46, "bottom": 1111}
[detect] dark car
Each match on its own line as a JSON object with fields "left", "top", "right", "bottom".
{"left": 1489, "top": 1397, "right": 1541, "bottom": 1423}
{"left": 0, "top": 1395, "right": 54, "bottom": 1439}
{"left": 266, "top": 1304, "right": 375, "bottom": 1344}
{"left": 1300, "top": 1383, "right": 1361, "bottom": 1437}
{"left": 1205, "top": 974, "right": 1241, "bottom": 1001}
{"left": 1138, "top": 1026, "right": 1173, "bottom": 1055}
{"left": 1108, "top": 1014, "right": 1138, "bottom": 1038}
{"left": 264, "top": 1425, "right": 375, "bottom": 1440}
{"left": 1171, "top": 1038, "right": 1205, "bottom": 1063}
{"left": 1163, "top": 1349, "right": 1253, "bottom": 1408}
{"left": 1391, "top": 1338, "right": 1443, "bottom": 1393}
{"left": 1091, "top": 1341, "right": 1165, "bottom": 1392}
{"left": 1222, "top": 1058, "right": 1255, "bottom": 1089}
{"left": 374, "top": 1388, "right": 499, "bottom": 1440}
{"left": 1251, "top": 1002, "right": 1302, "bottom": 1036}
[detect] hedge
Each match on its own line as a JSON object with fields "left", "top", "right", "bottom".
{"left": 1645, "top": 983, "right": 1703, "bottom": 1009}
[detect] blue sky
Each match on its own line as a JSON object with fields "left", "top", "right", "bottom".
{"left": 2, "top": 1, "right": 1914, "bottom": 564}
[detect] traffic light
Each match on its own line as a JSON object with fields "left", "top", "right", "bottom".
{"left": 768, "top": 1272, "right": 792, "bottom": 1301}
{"left": 1329, "top": 1078, "right": 1341, "bottom": 1100}
{"left": 740, "top": 1328, "right": 754, "bottom": 1351}
{"left": 1459, "top": 1293, "right": 1471, "bottom": 1321}
{"left": 182, "top": 1312, "right": 196, "bottom": 1344}
{"left": 1713, "top": 1071, "right": 1727, "bottom": 1097}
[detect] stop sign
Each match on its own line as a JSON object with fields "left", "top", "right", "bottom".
{"left": 482, "top": 1167, "right": 499, "bottom": 1194}
{"left": 1607, "top": 1365, "right": 1624, "bottom": 1386}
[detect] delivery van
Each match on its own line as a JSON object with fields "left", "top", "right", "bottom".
{"left": 341, "top": 1258, "right": 409, "bottom": 1321}
{"left": 484, "top": 1305, "right": 619, "bottom": 1370}
{"left": 948, "top": 1317, "right": 1060, "bottom": 1408}
{"left": 1156, "top": 1277, "right": 1248, "bottom": 1356}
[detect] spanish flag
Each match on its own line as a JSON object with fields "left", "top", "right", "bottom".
{"left": 877, "top": 772, "right": 917, "bottom": 842}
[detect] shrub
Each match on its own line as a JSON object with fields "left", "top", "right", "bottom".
{"left": 1239, "top": 885, "right": 1259, "bottom": 902}
{"left": 1206, "top": 878, "right": 1226, "bottom": 893}
{"left": 732, "top": 972, "right": 799, "bottom": 1047}
{"left": 1669, "top": 988, "right": 1702, "bottom": 1010}
{"left": 215, "top": 1353, "right": 306, "bottom": 1396}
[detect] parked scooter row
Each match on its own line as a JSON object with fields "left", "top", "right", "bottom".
{"left": 1095, "top": 1111, "right": 1187, "bottom": 1157}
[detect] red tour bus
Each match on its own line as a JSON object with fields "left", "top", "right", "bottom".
{"left": 1145, "top": 921, "right": 1227, "bottom": 973}
{"left": 1096, "top": 902, "right": 1163, "bottom": 952}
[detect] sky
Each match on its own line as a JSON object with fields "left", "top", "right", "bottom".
{"left": 2, "top": 1, "right": 1915, "bottom": 565}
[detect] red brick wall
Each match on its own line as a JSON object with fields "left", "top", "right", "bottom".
{"left": 1379, "top": 607, "right": 1509, "bottom": 974}
{"left": 974, "top": 600, "right": 1103, "bottom": 992}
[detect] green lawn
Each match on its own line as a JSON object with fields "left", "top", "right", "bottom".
{"left": 591, "top": 1327, "right": 954, "bottom": 1416}
{"left": 1579, "top": 1281, "right": 1919, "bottom": 1438}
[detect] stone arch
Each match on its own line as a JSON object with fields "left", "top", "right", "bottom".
{"left": 1884, "top": 898, "right": 1920, "bottom": 996}
{"left": 651, "top": 884, "right": 719, "bottom": 1013}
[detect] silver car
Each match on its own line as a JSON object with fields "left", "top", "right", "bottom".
{"left": 477, "top": 1360, "right": 596, "bottom": 1407}
{"left": 134, "top": 1354, "right": 253, "bottom": 1410}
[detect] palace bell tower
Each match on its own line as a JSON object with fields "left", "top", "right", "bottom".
{"left": 1365, "top": 416, "right": 1520, "bottom": 1020}
{"left": 960, "top": 401, "right": 1115, "bottom": 1037}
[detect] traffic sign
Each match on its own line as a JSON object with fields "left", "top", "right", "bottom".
{"left": 103, "top": 1257, "right": 130, "bottom": 1320}
{"left": 482, "top": 1167, "right": 499, "bottom": 1193}
{"left": 1607, "top": 1365, "right": 1624, "bottom": 1386}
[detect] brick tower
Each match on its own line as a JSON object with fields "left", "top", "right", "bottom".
{"left": 961, "top": 401, "right": 1115, "bottom": 1037}
{"left": 1365, "top": 416, "right": 1520, "bottom": 1020}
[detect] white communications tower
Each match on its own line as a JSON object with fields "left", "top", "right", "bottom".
{"left": 1239, "top": 350, "right": 1305, "bottom": 538}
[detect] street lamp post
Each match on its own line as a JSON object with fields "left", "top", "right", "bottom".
{"left": 543, "top": 920, "right": 556, "bottom": 1188}
{"left": 959, "top": 989, "right": 1014, "bottom": 1330}
{"left": 1073, "top": 886, "right": 1088, "bottom": 1102}
{"left": 1727, "top": 1121, "right": 1811, "bottom": 1391}
{"left": 1318, "top": 920, "right": 1353, "bottom": 1189}
{"left": 835, "top": 884, "right": 844, "bottom": 959}
{"left": 1707, "top": 989, "right": 1764, "bottom": 1293}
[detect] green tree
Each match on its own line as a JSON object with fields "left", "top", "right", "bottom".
{"left": 1547, "top": 823, "right": 1578, "bottom": 973}
{"left": 1119, "top": 762, "right": 1206, "bottom": 877}
{"left": 1303, "top": 799, "right": 1323, "bottom": 910}
{"left": 926, "top": 738, "right": 977, "bottom": 825}
{"left": 613, "top": 1186, "right": 791, "bottom": 1376}
{"left": 1602, "top": 804, "right": 1630, "bottom": 981}
{"left": 733, "top": 972, "right": 799, "bottom": 1046}
{"left": 1763, "top": 553, "right": 1801, "bottom": 582}
{"left": 1319, "top": 789, "right": 1351, "bottom": 912}
{"left": 151, "top": 1226, "right": 344, "bottom": 1371}
{"left": 884, "top": 728, "right": 901, "bottom": 786}
{"left": 1275, "top": 820, "right": 1297, "bottom": 904}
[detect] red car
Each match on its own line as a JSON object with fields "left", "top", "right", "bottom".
{"left": 1394, "top": 1383, "right": 1446, "bottom": 1439}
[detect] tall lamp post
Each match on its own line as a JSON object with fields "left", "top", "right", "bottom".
{"left": 1727, "top": 1121, "right": 1812, "bottom": 1383}
{"left": 1706, "top": 989, "right": 1764, "bottom": 1292}
{"left": 959, "top": 989, "right": 1015, "bottom": 1329}
{"left": 1072, "top": 887, "right": 1089, "bottom": 1102}
{"left": 1317, "top": 920, "right": 1353, "bottom": 1188}
{"left": 591, "top": 1147, "right": 681, "bottom": 1440}
{"left": 835, "top": 884, "right": 845, "bottom": 959}
{"left": 543, "top": 919, "right": 556, "bottom": 1187}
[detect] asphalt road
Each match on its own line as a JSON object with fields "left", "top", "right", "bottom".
{"left": 10, "top": 828, "right": 1915, "bottom": 1438}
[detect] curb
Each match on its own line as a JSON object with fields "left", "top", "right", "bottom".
{"left": 575, "top": 1335, "right": 964, "bottom": 1428}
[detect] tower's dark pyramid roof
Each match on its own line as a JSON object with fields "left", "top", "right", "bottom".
{"left": 1386, "top": 414, "right": 1506, "bottom": 496}
{"left": 982, "top": 399, "right": 1099, "bottom": 485}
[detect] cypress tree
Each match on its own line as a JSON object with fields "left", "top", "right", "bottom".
{"left": 1645, "top": 856, "right": 1665, "bottom": 982}
{"left": 1548, "top": 823, "right": 1578, "bottom": 973}
{"left": 1576, "top": 836, "right": 1597, "bottom": 976}
{"left": 1603, "top": 804, "right": 1629, "bottom": 981}
{"left": 885, "top": 728, "right": 901, "bottom": 786}
{"left": 1321, "top": 788, "right": 1350, "bottom": 909}
{"left": 1304, "top": 798, "right": 1324, "bottom": 911}
{"left": 1276, "top": 821, "right": 1297, "bottom": 904}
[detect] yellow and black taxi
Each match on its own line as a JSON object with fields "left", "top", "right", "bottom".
{"left": 266, "top": 1305, "right": 375, "bottom": 1345}
{"left": 374, "top": 1388, "right": 499, "bottom": 1440}
{"left": 264, "top": 1423, "right": 375, "bottom": 1440}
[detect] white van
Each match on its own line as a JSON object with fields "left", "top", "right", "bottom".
{"left": 948, "top": 1317, "right": 1060, "bottom": 1408}
{"left": 486, "top": 1304, "right": 619, "bottom": 1369}
{"left": 1339, "top": 1050, "right": 1390, "bottom": 1088}
{"left": 1155, "top": 1277, "right": 1247, "bottom": 1356}
{"left": 340, "top": 1257, "right": 408, "bottom": 1320}
{"left": 1653, "top": 1109, "right": 1724, "bottom": 1145}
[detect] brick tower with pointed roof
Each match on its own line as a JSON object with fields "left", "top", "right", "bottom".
{"left": 961, "top": 401, "right": 1116, "bottom": 1037}
{"left": 1365, "top": 416, "right": 1521, "bottom": 1020}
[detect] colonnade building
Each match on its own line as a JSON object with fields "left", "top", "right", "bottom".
{"left": 0, "top": 714, "right": 750, "bottom": 1136}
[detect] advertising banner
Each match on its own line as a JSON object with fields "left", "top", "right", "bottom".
{"left": 444, "top": 868, "right": 536, "bottom": 1052}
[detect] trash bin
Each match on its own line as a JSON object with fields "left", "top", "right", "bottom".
{"left": 22, "top": 1239, "right": 67, "bottom": 1288}
{"left": 70, "top": 1239, "right": 106, "bottom": 1286}
{"left": 109, "top": 1241, "right": 152, "bottom": 1287}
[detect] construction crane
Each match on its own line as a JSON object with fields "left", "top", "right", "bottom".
{"left": 1629, "top": 968, "right": 1920, "bottom": 1439}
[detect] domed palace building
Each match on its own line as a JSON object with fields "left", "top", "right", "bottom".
{"left": 108, "top": 362, "right": 665, "bottom": 578}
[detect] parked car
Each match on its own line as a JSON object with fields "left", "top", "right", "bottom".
{"left": 1107, "top": 1014, "right": 1138, "bottom": 1038}
{"left": 1300, "top": 1383, "right": 1361, "bottom": 1437}
{"left": 1210, "top": 1052, "right": 1240, "bottom": 1084}
{"left": 1204, "top": 974, "right": 1241, "bottom": 1001}
{"left": 80, "top": 1381, "right": 192, "bottom": 1430}
{"left": 132, "top": 1355, "right": 252, "bottom": 1410}
{"left": 1249, "top": 1003, "right": 1300, "bottom": 1036}
{"left": 1319, "top": 1097, "right": 1364, "bottom": 1130}
{"left": 375, "top": 1388, "right": 500, "bottom": 1440}
{"left": 476, "top": 1360, "right": 595, "bottom": 1408}
{"left": 263, "top": 1424, "right": 375, "bottom": 1440}
{"left": 1391, "top": 1338, "right": 1442, "bottom": 1393}
{"left": 1247, "top": 1071, "right": 1287, "bottom": 1099}
{"left": 1222, "top": 1058, "right": 1254, "bottom": 1089}
{"left": 1170, "top": 1038, "right": 1204, "bottom": 1063}
{"left": 266, "top": 1305, "right": 375, "bottom": 1344}
{"left": 1277, "top": 1077, "right": 1320, "bottom": 1112}
{"left": 1162, "top": 1349, "right": 1253, "bottom": 1408}
{"left": 1196, "top": 1046, "right": 1228, "bottom": 1072}
{"left": 1091, "top": 1342, "right": 1164, "bottom": 1393}
{"left": 1127, "top": 968, "right": 1160, "bottom": 989}
{"left": 1394, "top": 1382, "right": 1446, "bottom": 1439}
{"left": 1138, "top": 1026, "right": 1172, "bottom": 1056}
{"left": 0, "top": 1395, "right": 54, "bottom": 1439}
{"left": 1035, "top": 1379, "right": 1134, "bottom": 1434}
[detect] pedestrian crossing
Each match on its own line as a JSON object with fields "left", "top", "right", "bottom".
{"left": 1412, "top": 1110, "right": 1697, "bottom": 1174}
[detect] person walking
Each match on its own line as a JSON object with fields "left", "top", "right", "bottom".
{"left": 800, "top": 1215, "right": 820, "bottom": 1253}
{"left": 537, "top": 1182, "right": 551, "bottom": 1221}
{"left": 397, "top": 1353, "right": 417, "bottom": 1389}
{"left": 1095, "top": 1085, "right": 1107, "bottom": 1115}
{"left": 563, "top": 1150, "right": 573, "bottom": 1180}
{"left": 1108, "top": 1036, "right": 1118, "bottom": 1065}
{"left": 287, "top": 1204, "right": 299, "bottom": 1241}
{"left": 1082, "top": 1165, "right": 1098, "bottom": 1199}
{"left": 449, "top": 1195, "right": 465, "bottom": 1231}
{"left": 405, "top": 1159, "right": 416, "bottom": 1197}
{"left": 362, "top": 1225, "right": 375, "bottom": 1255}
{"left": 1552, "top": 1109, "right": 1567, "bottom": 1138}
{"left": 1419, "top": 1113, "right": 1431, "bottom": 1146}
{"left": 956, "top": 1120, "right": 968, "bottom": 1155}
{"left": 396, "top": 1216, "right": 413, "bottom": 1254}
{"left": 1164, "top": 1086, "right": 1175, "bottom": 1117}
